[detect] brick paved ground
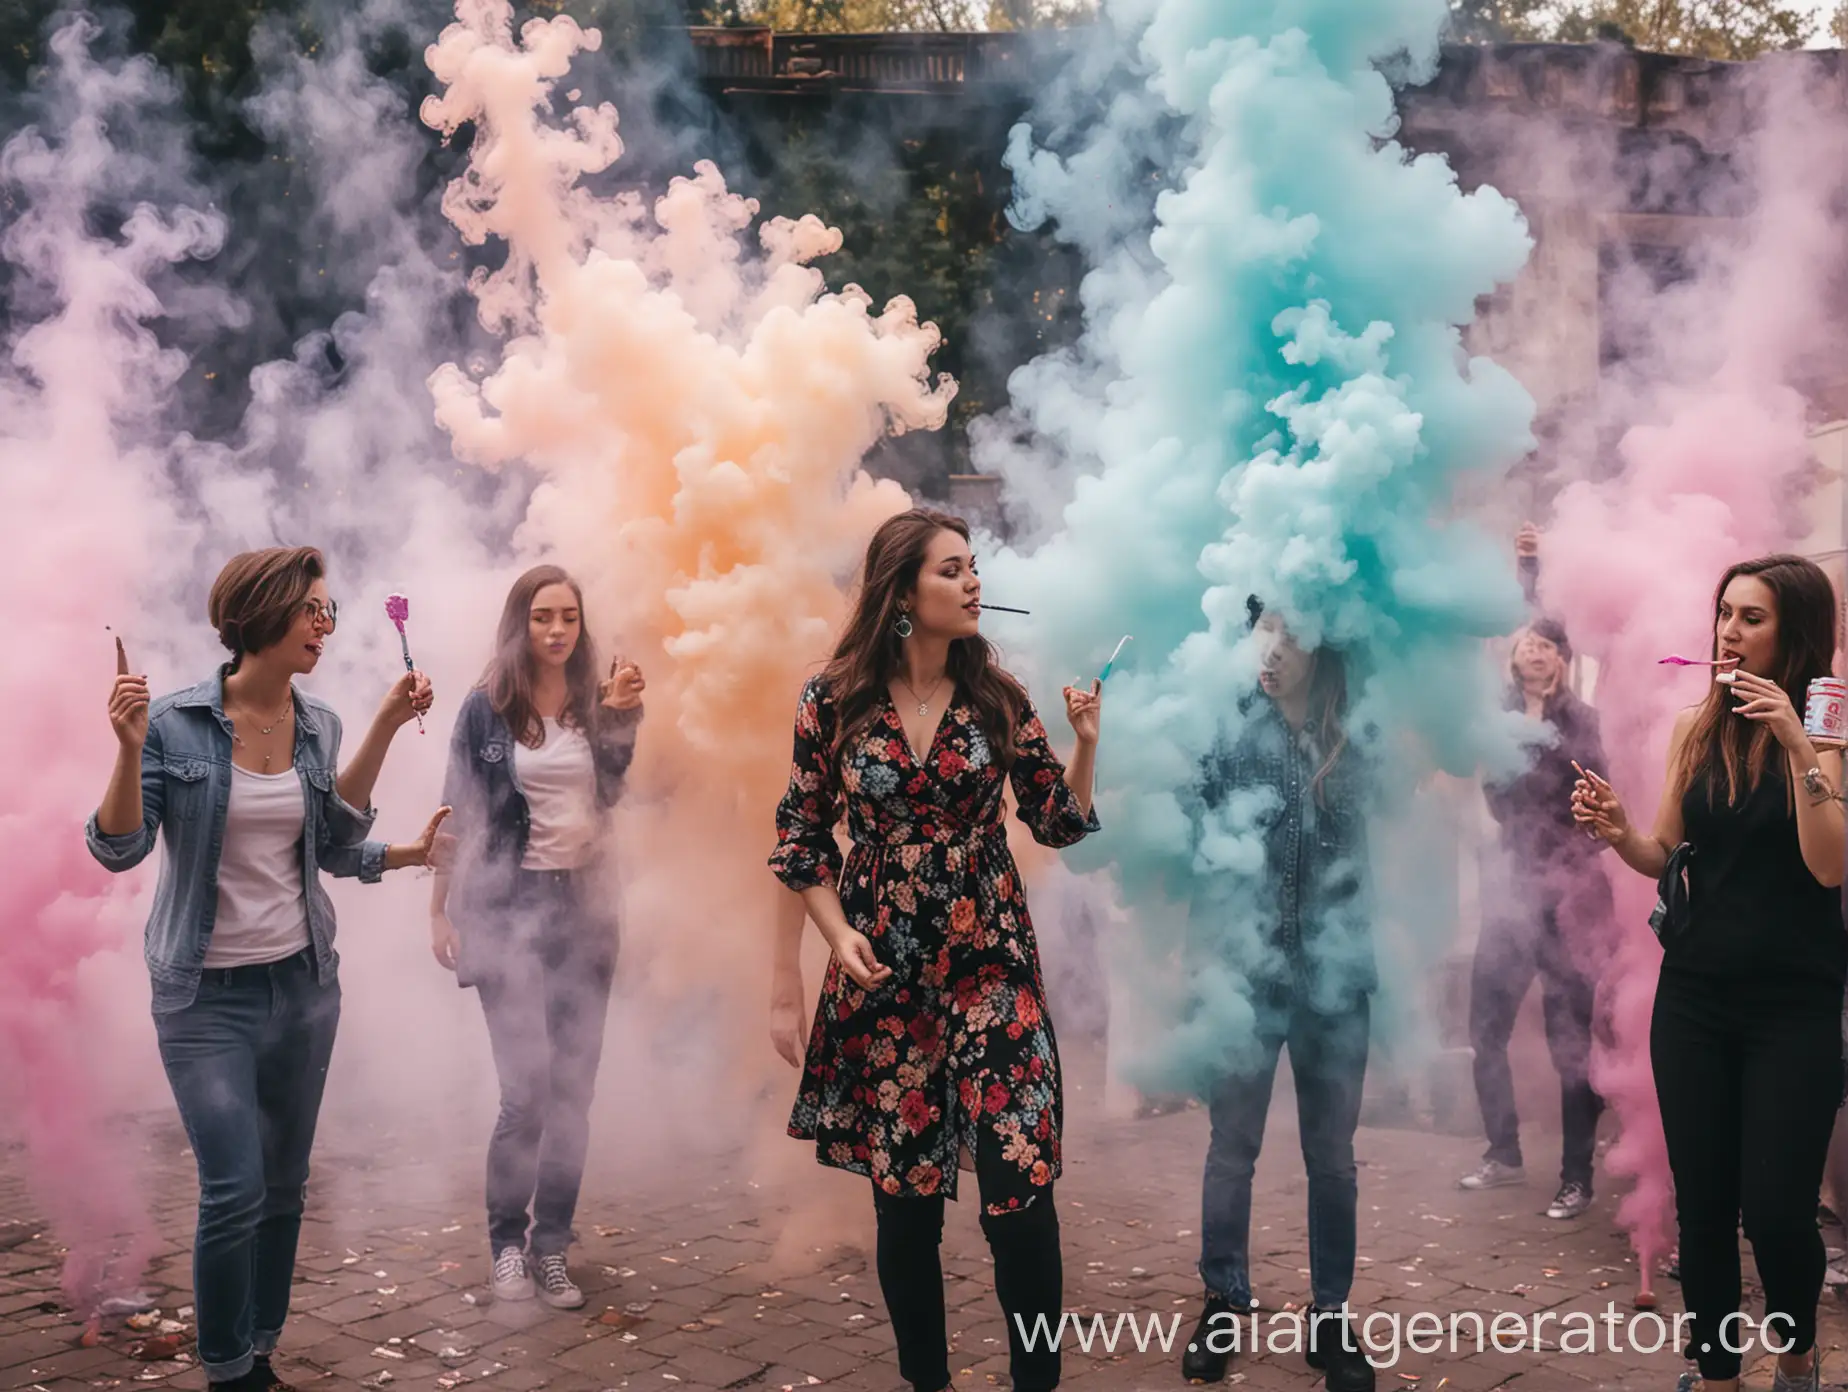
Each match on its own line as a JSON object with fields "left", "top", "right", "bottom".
{"left": 5, "top": 1044, "right": 1848, "bottom": 1392}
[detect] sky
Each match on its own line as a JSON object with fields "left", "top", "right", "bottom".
{"left": 1805, "top": 0, "right": 1842, "bottom": 46}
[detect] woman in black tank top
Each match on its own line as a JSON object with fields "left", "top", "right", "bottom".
{"left": 1572, "top": 554, "right": 1844, "bottom": 1392}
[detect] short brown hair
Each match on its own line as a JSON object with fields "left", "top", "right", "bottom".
{"left": 208, "top": 547, "right": 326, "bottom": 663}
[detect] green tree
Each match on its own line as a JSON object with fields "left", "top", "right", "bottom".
{"left": 1447, "top": 0, "right": 1557, "bottom": 40}
{"left": 1553, "top": 0, "right": 1816, "bottom": 56}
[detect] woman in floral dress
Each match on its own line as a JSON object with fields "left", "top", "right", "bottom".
{"left": 770, "top": 508, "right": 1103, "bottom": 1392}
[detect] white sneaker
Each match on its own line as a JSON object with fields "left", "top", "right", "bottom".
{"left": 1546, "top": 1181, "right": 1593, "bottom": 1220}
{"left": 491, "top": 1246, "right": 535, "bottom": 1301}
{"left": 1458, "top": 1159, "right": 1526, "bottom": 1190}
{"left": 1770, "top": 1355, "right": 1821, "bottom": 1391}
{"left": 534, "top": 1252, "right": 584, "bottom": 1310}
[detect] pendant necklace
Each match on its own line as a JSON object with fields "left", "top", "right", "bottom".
{"left": 232, "top": 697, "right": 293, "bottom": 771}
{"left": 897, "top": 673, "right": 946, "bottom": 718}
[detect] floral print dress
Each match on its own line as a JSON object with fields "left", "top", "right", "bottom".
{"left": 770, "top": 675, "right": 1099, "bottom": 1212}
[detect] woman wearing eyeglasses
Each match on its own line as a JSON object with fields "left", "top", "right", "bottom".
{"left": 87, "top": 547, "right": 448, "bottom": 1392}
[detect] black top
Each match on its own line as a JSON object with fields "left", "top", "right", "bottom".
{"left": 1674, "top": 762, "right": 1844, "bottom": 991}
{"left": 1484, "top": 684, "right": 1609, "bottom": 873}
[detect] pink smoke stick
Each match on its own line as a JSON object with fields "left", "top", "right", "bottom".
{"left": 385, "top": 594, "right": 423, "bottom": 734}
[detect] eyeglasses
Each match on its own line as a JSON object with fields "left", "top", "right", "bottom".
{"left": 301, "top": 599, "right": 339, "bottom": 630}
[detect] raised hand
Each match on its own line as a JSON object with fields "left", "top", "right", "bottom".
{"left": 381, "top": 669, "right": 435, "bottom": 729}
{"left": 1063, "top": 678, "right": 1102, "bottom": 746}
{"left": 600, "top": 655, "right": 645, "bottom": 711}
{"left": 392, "top": 806, "right": 454, "bottom": 871}
{"left": 1727, "top": 670, "right": 1808, "bottom": 751}
{"left": 1570, "top": 762, "right": 1629, "bottom": 844}
{"left": 109, "top": 636, "right": 150, "bottom": 751}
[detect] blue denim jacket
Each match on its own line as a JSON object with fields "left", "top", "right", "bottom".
{"left": 85, "top": 670, "right": 387, "bottom": 1014}
{"left": 1191, "top": 696, "right": 1378, "bottom": 1011}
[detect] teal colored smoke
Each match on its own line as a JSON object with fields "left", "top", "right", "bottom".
{"left": 983, "top": 0, "right": 1541, "bottom": 1092}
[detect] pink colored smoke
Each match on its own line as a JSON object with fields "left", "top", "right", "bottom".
{"left": 0, "top": 19, "right": 223, "bottom": 1304}
{"left": 1537, "top": 69, "right": 1848, "bottom": 1275}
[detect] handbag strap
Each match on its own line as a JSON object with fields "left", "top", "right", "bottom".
{"left": 1649, "top": 841, "right": 1696, "bottom": 944}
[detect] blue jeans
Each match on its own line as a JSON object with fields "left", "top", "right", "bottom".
{"left": 474, "top": 869, "right": 615, "bottom": 1258}
{"left": 1199, "top": 993, "right": 1369, "bottom": 1309}
{"left": 154, "top": 950, "right": 339, "bottom": 1382}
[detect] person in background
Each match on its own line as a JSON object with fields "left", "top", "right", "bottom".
{"left": 429, "top": 564, "right": 644, "bottom": 1311}
{"left": 1459, "top": 525, "right": 1615, "bottom": 1221}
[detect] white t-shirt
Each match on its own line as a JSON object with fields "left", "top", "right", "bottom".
{"left": 515, "top": 718, "right": 599, "bottom": 871}
{"left": 204, "top": 765, "right": 312, "bottom": 968}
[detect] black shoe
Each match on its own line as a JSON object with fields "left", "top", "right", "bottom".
{"left": 212, "top": 1369, "right": 286, "bottom": 1392}
{"left": 1181, "top": 1294, "right": 1239, "bottom": 1383}
{"left": 225, "top": 1356, "right": 294, "bottom": 1392}
{"left": 1304, "top": 1307, "right": 1375, "bottom": 1392}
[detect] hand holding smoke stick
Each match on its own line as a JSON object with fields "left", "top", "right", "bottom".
{"left": 599, "top": 654, "right": 645, "bottom": 710}
{"left": 1570, "top": 761, "right": 1628, "bottom": 844}
{"left": 384, "top": 594, "right": 425, "bottom": 734}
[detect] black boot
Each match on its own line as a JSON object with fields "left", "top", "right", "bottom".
{"left": 1304, "top": 1307, "right": 1374, "bottom": 1392}
{"left": 1181, "top": 1294, "right": 1239, "bottom": 1384}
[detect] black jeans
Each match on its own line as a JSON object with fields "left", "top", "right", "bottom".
{"left": 154, "top": 950, "right": 338, "bottom": 1383}
{"left": 873, "top": 1141, "right": 1063, "bottom": 1392}
{"left": 1652, "top": 968, "right": 1842, "bottom": 1381}
{"left": 473, "top": 869, "right": 616, "bottom": 1258}
{"left": 1469, "top": 872, "right": 1610, "bottom": 1186}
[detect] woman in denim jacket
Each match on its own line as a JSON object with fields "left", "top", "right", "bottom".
{"left": 428, "top": 565, "right": 643, "bottom": 1311}
{"left": 1181, "top": 599, "right": 1376, "bottom": 1392}
{"left": 88, "top": 547, "right": 448, "bottom": 1392}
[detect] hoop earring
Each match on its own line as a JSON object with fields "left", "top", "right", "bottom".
{"left": 894, "top": 611, "right": 914, "bottom": 640}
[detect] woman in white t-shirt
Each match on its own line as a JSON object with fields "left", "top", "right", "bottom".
{"left": 430, "top": 565, "right": 644, "bottom": 1310}
{"left": 89, "top": 546, "right": 447, "bottom": 1392}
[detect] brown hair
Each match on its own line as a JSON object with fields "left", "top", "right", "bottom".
{"left": 1303, "top": 647, "right": 1350, "bottom": 806}
{"left": 822, "top": 509, "right": 1026, "bottom": 777}
{"left": 208, "top": 546, "right": 325, "bottom": 667}
{"left": 482, "top": 565, "right": 603, "bottom": 749}
{"left": 1507, "top": 626, "right": 1564, "bottom": 704}
{"left": 1249, "top": 597, "right": 1349, "bottom": 806}
{"left": 1669, "top": 553, "right": 1838, "bottom": 807}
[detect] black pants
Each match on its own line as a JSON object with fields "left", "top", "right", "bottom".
{"left": 873, "top": 1141, "right": 1063, "bottom": 1392}
{"left": 1469, "top": 872, "right": 1610, "bottom": 1186}
{"left": 474, "top": 869, "right": 616, "bottom": 1258}
{"left": 1652, "top": 968, "right": 1842, "bottom": 1381}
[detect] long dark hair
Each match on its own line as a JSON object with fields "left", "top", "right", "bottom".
{"left": 1670, "top": 553, "right": 1838, "bottom": 807}
{"left": 482, "top": 564, "right": 603, "bottom": 749}
{"left": 823, "top": 509, "right": 1025, "bottom": 777}
{"left": 1249, "top": 596, "right": 1349, "bottom": 805}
